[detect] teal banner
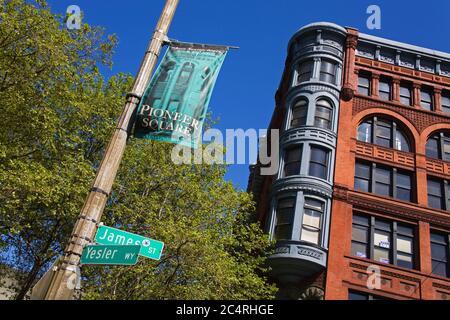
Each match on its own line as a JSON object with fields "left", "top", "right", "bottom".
{"left": 134, "top": 43, "right": 228, "bottom": 148}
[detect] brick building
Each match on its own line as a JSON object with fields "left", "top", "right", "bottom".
{"left": 248, "top": 22, "right": 450, "bottom": 300}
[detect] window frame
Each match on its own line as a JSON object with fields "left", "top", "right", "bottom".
{"left": 351, "top": 213, "right": 417, "bottom": 270}
{"left": 426, "top": 132, "right": 450, "bottom": 162}
{"left": 291, "top": 99, "right": 308, "bottom": 128}
{"left": 358, "top": 74, "right": 371, "bottom": 96}
{"left": 427, "top": 177, "right": 450, "bottom": 211}
{"left": 319, "top": 59, "right": 337, "bottom": 85}
{"left": 379, "top": 77, "right": 392, "bottom": 101}
{"left": 430, "top": 231, "right": 450, "bottom": 278}
{"left": 441, "top": 91, "right": 450, "bottom": 115}
{"left": 274, "top": 197, "right": 296, "bottom": 241}
{"left": 309, "top": 146, "right": 329, "bottom": 180}
{"left": 314, "top": 99, "right": 333, "bottom": 130}
{"left": 357, "top": 117, "right": 412, "bottom": 153}
{"left": 400, "top": 82, "right": 412, "bottom": 106}
{"left": 354, "top": 161, "right": 414, "bottom": 203}
{"left": 297, "top": 60, "right": 314, "bottom": 84}
{"left": 420, "top": 87, "right": 434, "bottom": 111}
{"left": 300, "top": 197, "right": 324, "bottom": 245}
{"left": 283, "top": 146, "right": 303, "bottom": 178}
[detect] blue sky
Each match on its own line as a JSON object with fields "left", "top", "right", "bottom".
{"left": 47, "top": 0, "right": 450, "bottom": 190}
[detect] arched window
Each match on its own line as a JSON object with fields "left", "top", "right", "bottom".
{"left": 357, "top": 117, "right": 412, "bottom": 152}
{"left": 291, "top": 99, "right": 308, "bottom": 128}
{"left": 314, "top": 99, "right": 333, "bottom": 130}
{"left": 426, "top": 132, "right": 450, "bottom": 162}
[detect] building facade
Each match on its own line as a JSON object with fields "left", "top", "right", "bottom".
{"left": 248, "top": 22, "right": 450, "bottom": 300}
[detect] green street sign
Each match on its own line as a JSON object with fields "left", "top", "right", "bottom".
{"left": 80, "top": 245, "right": 140, "bottom": 266}
{"left": 95, "top": 225, "right": 164, "bottom": 261}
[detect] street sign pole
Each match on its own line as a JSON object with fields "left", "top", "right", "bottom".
{"left": 44, "top": 0, "right": 180, "bottom": 300}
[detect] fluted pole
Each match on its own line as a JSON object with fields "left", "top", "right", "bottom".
{"left": 44, "top": 0, "right": 180, "bottom": 300}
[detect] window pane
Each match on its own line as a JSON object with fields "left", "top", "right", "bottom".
{"left": 375, "top": 219, "right": 391, "bottom": 231}
{"left": 352, "top": 242, "right": 368, "bottom": 259}
{"left": 374, "top": 248, "right": 390, "bottom": 264}
{"left": 298, "top": 61, "right": 314, "bottom": 83}
{"left": 426, "top": 137, "right": 440, "bottom": 159}
{"left": 421, "top": 90, "right": 433, "bottom": 110}
{"left": 320, "top": 61, "right": 336, "bottom": 84}
{"left": 428, "top": 179, "right": 442, "bottom": 196}
{"left": 398, "top": 225, "right": 414, "bottom": 237}
{"left": 375, "top": 121, "right": 392, "bottom": 148}
{"left": 309, "top": 163, "right": 327, "bottom": 179}
{"left": 400, "top": 85, "right": 411, "bottom": 106}
{"left": 358, "top": 122, "right": 372, "bottom": 143}
{"left": 375, "top": 183, "right": 391, "bottom": 196}
{"left": 303, "top": 209, "right": 321, "bottom": 228}
{"left": 432, "top": 261, "right": 448, "bottom": 277}
{"left": 275, "top": 225, "right": 291, "bottom": 241}
{"left": 305, "top": 198, "right": 324, "bottom": 211}
{"left": 315, "top": 103, "right": 332, "bottom": 129}
{"left": 355, "top": 178, "right": 370, "bottom": 192}
{"left": 397, "top": 253, "right": 413, "bottom": 269}
{"left": 443, "top": 140, "right": 450, "bottom": 161}
{"left": 358, "top": 77, "right": 370, "bottom": 95}
{"left": 291, "top": 101, "right": 307, "bottom": 127}
{"left": 431, "top": 243, "right": 447, "bottom": 261}
{"left": 375, "top": 167, "right": 391, "bottom": 184}
{"left": 429, "top": 195, "right": 444, "bottom": 210}
{"left": 301, "top": 228, "right": 320, "bottom": 245}
{"left": 431, "top": 232, "right": 447, "bottom": 244}
{"left": 349, "top": 291, "right": 369, "bottom": 300}
{"left": 397, "top": 236, "right": 413, "bottom": 254}
{"left": 311, "top": 147, "right": 327, "bottom": 164}
{"left": 355, "top": 162, "right": 371, "bottom": 178}
{"left": 395, "top": 131, "right": 410, "bottom": 152}
{"left": 379, "top": 81, "right": 391, "bottom": 100}
{"left": 353, "top": 214, "right": 369, "bottom": 226}
{"left": 352, "top": 225, "right": 369, "bottom": 243}
{"left": 442, "top": 95, "right": 450, "bottom": 114}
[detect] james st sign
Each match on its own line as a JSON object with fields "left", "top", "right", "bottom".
{"left": 95, "top": 225, "right": 164, "bottom": 261}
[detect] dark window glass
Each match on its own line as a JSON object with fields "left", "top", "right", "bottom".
{"left": 400, "top": 83, "right": 412, "bottom": 106}
{"left": 352, "top": 213, "right": 416, "bottom": 270}
{"left": 298, "top": 60, "right": 314, "bottom": 83}
{"left": 354, "top": 162, "right": 371, "bottom": 192}
{"left": 379, "top": 78, "right": 391, "bottom": 100}
{"left": 349, "top": 290, "right": 388, "bottom": 300}
{"left": 320, "top": 60, "right": 337, "bottom": 84}
{"left": 375, "top": 120, "right": 392, "bottom": 148}
{"left": 314, "top": 99, "right": 332, "bottom": 129}
{"left": 275, "top": 198, "right": 296, "bottom": 241}
{"left": 421, "top": 88, "right": 433, "bottom": 111}
{"left": 301, "top": 199, "right": 323, "bottom": 245}
{"left": 395, "top": 130, "right": 411, "bottom": 152}
{"left": 358, "top": 75, "right": 370, "bottom": 95}
{"left": 428, "top": 178, "right": 445, "bottom": 210}
{"left": 291, "top": 100, "right": 308, "bottom": 128}
{"left": 355, "top": 162, "right": 413, "bottom": 202}
{"left": 442, "top": 92, "right": 450, "bottom": 115}
{"left": 357, "top": 120, "right": 372, "bottom": 143}
{"left": 352, "top": 214, "right": 369, "bottom": 259}
{"left": 396, "top": 172, "right": 412, "bottom": 202}
{"left": 309, "top": 147, "right": 328, "bottom": 180}
{"left": 283, "top": 147, "right": 302, "bottom": 177}
{"left": 426, "top": 136, "right": 440, "bottom": 159}
{"left": 374, "top": 166, "right": 392, "bottom": 197}
{"left": 430, "top": 231, "right": 449, "bottom": 278}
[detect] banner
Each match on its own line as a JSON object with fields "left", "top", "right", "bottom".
{"left": 134, "top": 43, "right": 228, "bottom": 148}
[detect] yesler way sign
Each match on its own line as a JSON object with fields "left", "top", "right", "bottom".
{"left": 95, "top": 225, "right": 165, "bottom": 261}
{"left": 80, "top": 245, "right": 140, "bottom": 266}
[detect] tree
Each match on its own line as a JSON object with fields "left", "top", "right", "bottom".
{"left": 0, "top": 0, "right": 133, "bottom": 299}
{"left": 0, "top": 0, "right": 277, "bottom": 300}
{"left": 81, "top": 140, "right": 277, "bottom": 300}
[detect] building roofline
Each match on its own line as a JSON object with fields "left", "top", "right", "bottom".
{"left": 288, "top": 22, "right": 347, "bottom": 51}
{"left": 358, "top": 33, "right": 450, "bottom": 62}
